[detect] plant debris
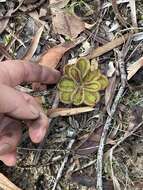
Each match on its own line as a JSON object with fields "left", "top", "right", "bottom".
{"left": 0, "top": 0, "right": 143, "bottom": 190}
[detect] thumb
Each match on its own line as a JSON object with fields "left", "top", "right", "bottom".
{"left": 0, "top": 84, "right": 39, "bottom": 120}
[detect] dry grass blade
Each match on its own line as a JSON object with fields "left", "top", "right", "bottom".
{"left": 22, "top": 25, "right": 44, "bottom": 60}
{"left": 111, "top": 0, "right": 127, "bottom": 27}
{"left": 47, "top": 107, "right": 94, "bottom": 118}
{"left": 0, "top": 43, "right": 13, "bottom": 59}
{"left": 0, "top": 7, "right": 14, "bottom": 34}
{"left": 127, "top": 57, "right": 143, "bottom": 80}
{"left": 129, "top": 0, "right": 138, "bottom": 31}
{"left": 86, "top": 33, "right": 129, "bottom": 59}
{"left": 0, "top": 173, "right": 22, "bottom": 190}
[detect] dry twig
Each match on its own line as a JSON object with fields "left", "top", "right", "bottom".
{"left": 96, "top": 49, "right": 127, "bottom": 190}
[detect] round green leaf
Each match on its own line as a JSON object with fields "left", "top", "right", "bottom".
{"left": 97, "top": 75, "right": 109, "bottom": 90}
{"left": 83, "top": 69, "right": 101, "bottom": 83}
{"left": 76, "top": 58, "right": 90, "bottom": 78}
{"left": 59, "top": 92, "right": 72, "bottom": 104}
{"left": 63, "top": 64, "right": 73, "bottom": 76}
{"left": 69, "top": 66, "right": 81, "bottom": 82}
{"left": 84, "top": 81, "right": 101, "bottom": 92}
{"left": 57, "top": 77, "right": 76, "bottom": 92}
{"left": 71, "top": 88, "right": 84, "bottom": 106}
{"left": 84, "top": 91, "right": 100, "bottom": 106}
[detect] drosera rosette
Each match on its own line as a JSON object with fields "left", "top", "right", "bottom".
{"left": 57, "top": 58, "right": 109, "bottom": 107}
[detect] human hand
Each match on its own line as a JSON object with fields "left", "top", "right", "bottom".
{"left": 0, "top": 60, "right": 60, "bottom": 166}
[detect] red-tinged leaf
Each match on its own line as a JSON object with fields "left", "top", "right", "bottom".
{"left": 38, "top": 37, "right": 85, "bottom": 68}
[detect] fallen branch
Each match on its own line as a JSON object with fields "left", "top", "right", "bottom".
{"left": 96, "top": 50, "right": 127, "bottom": 190}
{"left": 86, "top": 33, "right": 129, "bottom": 59}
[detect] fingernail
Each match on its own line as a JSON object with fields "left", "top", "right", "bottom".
{"left": 0, "top": 143, "right": 11, "bottom": 155}
{"left": 29, "top": 105, "right": 40, "bottom": 117}
{"left": 35, "top": 127, "right": 47, "bottom": 142}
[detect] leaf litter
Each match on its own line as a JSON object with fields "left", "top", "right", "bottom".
{"left": 0, "top": 0, "right": 143, "bottom": 190}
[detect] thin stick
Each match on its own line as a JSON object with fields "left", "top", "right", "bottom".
{"left": 52, "top": 139, "right": 75, "bottom": 190}
{"left": 32, "top": 92, "right": 59, "bottom": 164}
{"left": 96, "top": 50, "right": 127, "bottom": 190}
{"left": 86, "top": 33, "right": 129, "bottom": 59}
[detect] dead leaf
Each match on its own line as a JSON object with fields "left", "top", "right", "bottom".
{"left": 47, "top": 107, "right": 94, "bottom": 118}
{"left": 128, "top": 105, "right": 143, "bottom": 132}
{"left": 38, "top": 36, "right": 86, "bottom": 68}
{"left": 0, "top": 173, "right": 21, "bottom": 190}
{"left": 22, "top": 25, "right": 44, "bottom": 60}
{"left": 51, "top": 9, "right": 85, "bottom": 39}
{"left": 105, "top": 75, "right": 118, "bottom": 115}
{"left": 71, "top": 173, "right": 114, "bottom": 189}
{"left": 75, "top": 127, "right": 115, "bottom": 155}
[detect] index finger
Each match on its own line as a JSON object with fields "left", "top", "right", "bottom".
{"left": 0, "top": 60, "right": 61, "bottom": 86}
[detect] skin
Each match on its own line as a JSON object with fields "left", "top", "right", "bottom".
{"left": 0, "top": 60, "right": 61, "bottom": 166}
